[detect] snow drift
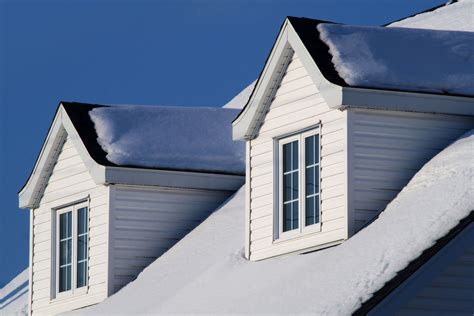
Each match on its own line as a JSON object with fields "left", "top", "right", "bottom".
{"left": 317, "top": 23, "right": 474, "bottom": 96}
{"left": 89, "top": 106, "right": 244, "bottom": 174}
{"left": 81, "top": 130, "right": 474, "bottom": 315}
{"left": 0, "top": 269, "right": 28, "bottom": 315}
{"left": 388, "top": 0, "right": 474, "bottom": 32}
{"left": 223, "top": 80, "right": 256, "bottom": 109}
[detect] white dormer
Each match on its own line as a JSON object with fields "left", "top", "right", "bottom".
{"left": 19, "top": 103, "right": 244, "bottom": 314}
{"left": 233, "top": 17, "right": 474, "bottom": 261}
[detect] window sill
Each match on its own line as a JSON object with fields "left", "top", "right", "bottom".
{"left": 51, "top": 287, "right": 88, "bottom": 303}
{"left": 273, "top": 223, "right": 321, "bottom": 244}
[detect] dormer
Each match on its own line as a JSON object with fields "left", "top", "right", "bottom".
{"left": 19, "top": 102, "right": 244, "bottom": 314}
{"left": 233, "top": 17, "right": 474, "bottom": 261}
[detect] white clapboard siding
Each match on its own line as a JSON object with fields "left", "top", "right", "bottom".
{"left": 349, "top": 109, "right": 474, "bottom": 231}
{"left": 31, "top": 136, "right": 109, "bottom": 315}
{"left": 248, "top": 51, "right": 347, "bottom": 261}
{"left": 110, "top": 185, "right": 233, "bottom": 292}
{"left": 370, "top": 223, "right": 474, "bottom": 315}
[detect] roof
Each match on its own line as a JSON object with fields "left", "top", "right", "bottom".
{"left": 232, "top": 16, "right": 474, "bottom": 140}
{"left": 82, "top": 129, "right": 474, "bottom": 315}
{"left": 317, "top": 23, "right": 474, "bottom": 97}
{"left": 387, "top": 0, "right": 474, "bottom": 32}
{"left": 290, "top": 17, "right": 474, "bottom": 97}
{"left": 19, "top": 102, "right": 245, "bottom": 209}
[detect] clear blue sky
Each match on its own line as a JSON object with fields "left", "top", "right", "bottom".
{"left": 0, "top": 0, "right": 445, "bottom": 287}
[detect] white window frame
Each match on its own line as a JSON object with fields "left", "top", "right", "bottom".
{"left": 274, "top": 126, "right": 321, "bottom": 241}
{"left": 52, "top": 199, "right": 89, "bottom": 300}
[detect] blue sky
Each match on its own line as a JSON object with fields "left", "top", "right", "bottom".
{"left": 0, "top": 0, "right": 445, "bottom": 287}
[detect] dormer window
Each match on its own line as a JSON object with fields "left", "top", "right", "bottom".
{"left": 55, "top": 201, "right": 89, "bottom": 297}
{"left": 277, "top": 127, "right": 321, "bottom": 240}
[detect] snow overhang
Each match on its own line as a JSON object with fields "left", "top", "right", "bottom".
{"left": 233, "top": 17, "right": 474, "bottom": 141}
{"left": 19, "top": 103, "right": 245, "bottom": 209}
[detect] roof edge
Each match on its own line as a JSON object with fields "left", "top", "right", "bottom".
{"left": 383, "top": 1, "right": 454, "bottom": 27}
{"left": 354, "top": 210, "right": 474, "bottom": 315}
{"left": 18, "top": 103, "right": 106, "bottom": 209}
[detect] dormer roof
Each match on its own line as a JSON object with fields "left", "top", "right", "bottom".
{"left": 233, "top": 17, "right": 474, "bottom": 140}
{"left": 19, "top": 102, "right": 244, "bottom": 209}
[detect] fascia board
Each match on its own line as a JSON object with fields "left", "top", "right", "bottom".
{"left": 18, "top": 108, "right": 65, "bottom": 209}
{"left": 232, "top": 21, "right": 292, "bottom": 140}
{"left": 104, "top": 166, "right": 244, "bottom": 191}
{"left": 18, "top": 105, "right": 105, "bottom": 209}
{"left": 342, "top": 87, "right": 474, "bottom": 115}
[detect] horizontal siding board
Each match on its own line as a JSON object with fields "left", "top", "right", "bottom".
{"left": 351, "top": 109, "right": 474, "bottom": 230}
{"left": 111, "top": 185, "right": 232, "bottom": 293}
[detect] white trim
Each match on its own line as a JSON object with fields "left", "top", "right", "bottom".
{"left": 274, "top": 126, "right": 322, "bottom": 242}
{"left": 28, "top": 210, "right": 33, "bottom": 316}
{"left": 106, "top": 185, "right": 116, "bottom": 296}
{"left": 232, "top": 17, "right": 474, "bottom": 141}
{"left": 244, "top": 142, "right": 251, "bottom": 260}
{"left": 345, "top": 110, "right": 355, "bottom": 238}
{"left": 103, "top": 166, "right": 244, "bottom": 191}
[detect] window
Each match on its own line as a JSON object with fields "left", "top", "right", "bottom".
{"left": 277, "top": 128, "right": 320, "bottom": 238}
{"left": 55, "top": 201, "right": 89, "bottom": 296}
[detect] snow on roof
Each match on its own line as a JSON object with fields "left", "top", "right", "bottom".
{"left": 317, "top": 23, "right": 474, "bottom": 96}
{"left": 0, "top": 269, "right": 28, "bottom": 315}
{"left": 89, "top": 106, "right": 245, "bottom": 174}
{"left": 82, "top": 130, "right": 474, "bottom": 314}
{"left": 388, "top": 0, "right": 474, "bottom": 32}
{"left": 223, "top": 80, "right": 256, "bottom": 109}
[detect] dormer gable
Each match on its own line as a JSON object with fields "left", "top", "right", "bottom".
{"left": 19, "top": 104, "right": 106, "bottom": 209}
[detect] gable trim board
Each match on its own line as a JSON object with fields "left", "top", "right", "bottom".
{"left": 19, "top": 103, "right": 244, "bottom": 209}
{"left": 355, "top": 211, "right": 474, "bottom": 315}
{"left": 233, "top": 17, "right": 474, "bottom": 141}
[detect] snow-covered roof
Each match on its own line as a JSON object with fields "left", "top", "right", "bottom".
{"left": 317, "top": 23, "right": 474, "bottom": 97}
{"left": 387, "top": 0, "right": 474, "bottom": 32}
{"left": 82, "top": 130, "right": 474, "bottom": 315}
{"left": 223, "top": 80, "right": 256, "bottom": 109}
{"left": 0, "top": 269, "right": 28, "bottom": 315}
{"left": 233, "top": 17, "right": 474, "bottom": 140}
{"left": 89, "top": 105, "right": 244, "bottom": 174}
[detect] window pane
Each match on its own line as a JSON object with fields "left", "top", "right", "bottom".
{"left": 59, "top": 239, "right": 72, "bottom": 265}
{"left": 59, "top": 212, "right": 72, "bottom": 240}
{"left": 292, "top": 141, "right": 299, "bottom": 170}
{"left": 59, "top": 265, "right": 71, "bottom": 292}
{"left": 283, "top": 173, "right": 292, "bottom": 201}
{"left": 305, "top": 195, "right": 320, "bottom": 226}
{"left": 292, "top": 171, "right": 299, "bottom": 200}
{"left": 306, "top": 167, "right": 319, "bottom": 195}
{"left": 77, "top": 236, "right": 87, "bottom": 261}
{"left": 77, "top": 207, "right": 88, "bottom": 235}
{"left": 77, "top": 261, "right": 87, "bottom": 288}
{"left": 283, "top": 143, "right": 292, "bottom": 173}
{"left": 283, "top": 201, "right": 299, "bottom": 232}
{"left": 305, "top": 135, "right": 315, "bottom": 165}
